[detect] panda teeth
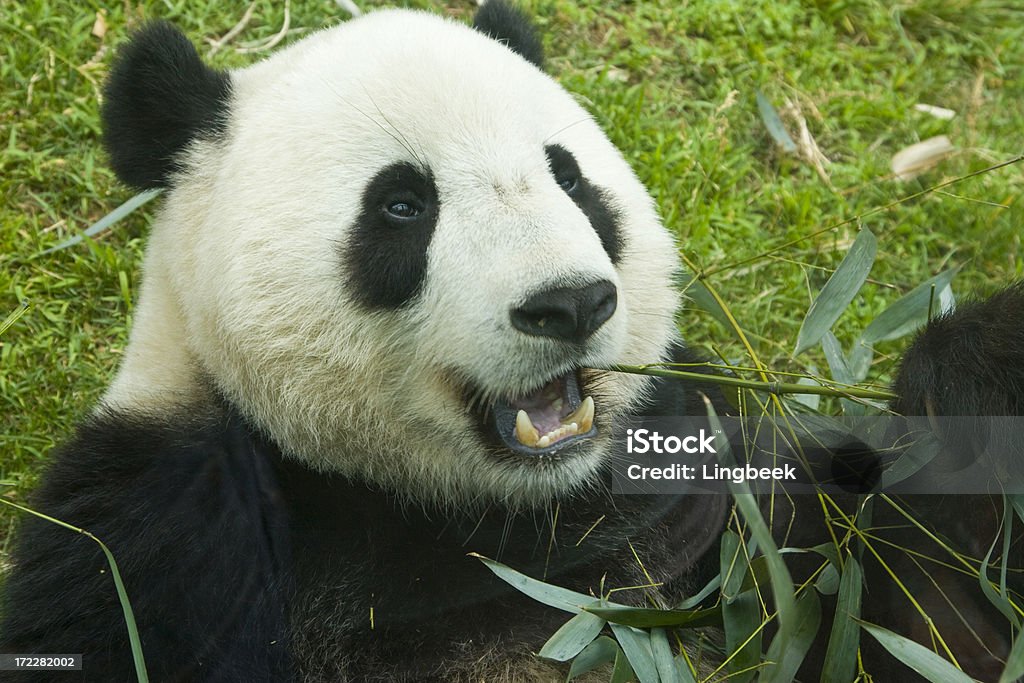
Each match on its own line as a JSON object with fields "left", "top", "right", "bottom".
{"left": 514, "top": 396, "right": 594, "bottom": 450}
{"left": 536, "top": 423, "right": 581, "bottom": 449}
{"left": 515, "top": 410, "right": 540, "bottom": 447}
{"left": 532, "top": 423, "right": 573, "bottom": 450}
{"left": 562, "top": 396, "right": 594, "bottom": 433}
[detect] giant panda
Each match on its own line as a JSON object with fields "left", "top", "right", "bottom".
{"left": 1, "top": 2, "right": 1023, "bottom": 682}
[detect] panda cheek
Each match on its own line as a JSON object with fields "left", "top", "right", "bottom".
{"left": 342, "top": 228, "right": 435, "bottom": 309}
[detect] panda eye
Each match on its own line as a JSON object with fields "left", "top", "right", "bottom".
{"left": 383, "top": 198, "right": 423, "bottom": 221}
{"left": 556, "top": 174, "right": 579, "bottom": 194}
{"left": 362, "top": 163, "right": 437, "bottom": 234}
{"left": 545, "top": 144, "right": 582, "bottom": 197}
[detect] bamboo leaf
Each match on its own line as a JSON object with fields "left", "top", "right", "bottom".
{"left": 738, "top": 555, "right": 775, "bottom": 595}
{"left": 678, "top": 269, "right": 731, "bottom": 328}
{"left": 705, "top": 401, "right": 797, "bottom": 660}
{"left": 847, "top": 342, "right": 874, "bottom": 383}
{"left": 722, "top": 589, "right": 762, "bottom": 683}
{"left": 892, "top": 135, "right": 955, "bottom": 181}
{"left": 999, "top": 631, "right": 1024, "bottom": 683}
{"left": 651, "top": 628, "right": 684, "bottom": 683}
{"left": 611, "top": 646, "right": 638, "bottom": 683}
{"left": 756, "top": 91, "right": 797, "bottom": 153}
{"left": 1009, "top": 495, "right": 1024, "bottom": 526}
{"left": 792, "top": 377, "right": 821, "bottom": 410}
{"left": 807, "top": 542, "right": 842, "bottom": 569}
{"left": 611, "top": 623, "right": 660, "bottom": 683}
{"left": 470, "top": 554, "right": 597, "bottom": 613}
{"left": 814, "top": 562, "right": 840, "bottom": 595}
{"left": 539, "top": 609, "right": 606, "bottom": 661}
{"left": 1001, "top": 500, "right": 1016, "bottom": 628}
{"left": 821, "top": 332, "right": 853, "bottom": 384}
{"left": 821, "top": 556, "right": 863, "bottom": 683}
{"left": 568, "top": 636, "right": 619, "bottom": 680}
{"left": 720, "top": 529, "right": 747, "bottom": 600}
{"left": 978, "top": 502, "right": 1020, "bottom": 629}
{"left": 859, "top": 620, "right": 974, "bottom": 683}
{"left": 678, "top": 572, "right": 721, "bottom": 609}
{"left": 674, "top": 653, "right": 698, "bottom": 683}
{"left": 585, "top": 605, "right": 721, "bottom": 629}
{"left": 860, "top": 270, "right": 958, "bottom": 344}
{"left": 822, "top": 331, "right": 865, "bottom": 415}
{"left": 760, "top": 589, "right": 822, "bottom": 683}
{"left": 795, "top": 228, "right": 877, "bottom": 355}
{"left": 720, "top": 526, "right": 758, "bottom": 682}
{"left": 42, "top": 188, "right": 162, "bottom": 254}
{"left": 880, "top": 432, "right": 941, "bottom": 488}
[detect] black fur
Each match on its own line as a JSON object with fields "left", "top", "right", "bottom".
{"left": 472, "top": 0, "right": 545, "bottom": 69}
{"left": 0, "top": 409, "right": 291, "bottom": 682}
{"left": 0, "top": 389, "right": 726, "bottom": 682}
{"left": 343, "top": 162, "right": 440, "bottom": 310}
{"left": 545, "top": 144, "right": 625, "bottom": 263}
{"left": 893, "top": 282, "right": 1024, "bottom": 415}
{"left": 102, "top": 22, "right": 232, "bottom": 190}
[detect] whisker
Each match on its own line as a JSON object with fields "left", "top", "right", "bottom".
{"left": 544, "top": 116, "right": 593, "bottom": 144}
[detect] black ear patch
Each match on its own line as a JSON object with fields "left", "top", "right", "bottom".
{"left": 102, "top": 22, "right": 232, "bottom": 190}
{"left": 472, "top": 0, "right": 544, "bottom": 69}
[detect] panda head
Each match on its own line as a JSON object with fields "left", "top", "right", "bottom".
{"left": 102, "top": 2, "right": 680, "bottom": 508}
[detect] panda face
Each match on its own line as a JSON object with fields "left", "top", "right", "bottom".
{"left": 104, "top": 9, "right": 680, "bottom": 507}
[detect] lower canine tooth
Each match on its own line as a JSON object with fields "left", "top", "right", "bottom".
{"left": 515, "top": 410, "right": 540, "bottom": 447}
{"left": 563, "top": 396, "right": 595, "bottom": 433}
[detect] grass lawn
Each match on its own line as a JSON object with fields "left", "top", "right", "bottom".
{"left": 1, "top": 0, "right": 1023, "bottom": 677}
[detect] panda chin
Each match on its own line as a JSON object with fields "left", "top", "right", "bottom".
{"left": 491, "top": 370, "right": 598, "bottom": 457}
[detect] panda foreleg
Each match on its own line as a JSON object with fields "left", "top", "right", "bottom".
{"left": 0, "top": 407, "right": 293, "bottom": 682}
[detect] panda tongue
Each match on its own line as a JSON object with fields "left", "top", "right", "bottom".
{"left": 512, "top": 377, "right": 568, "bottom": 437}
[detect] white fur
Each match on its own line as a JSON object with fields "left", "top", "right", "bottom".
{"left": 104, "top": 9, "right": 680, "bottom": 507}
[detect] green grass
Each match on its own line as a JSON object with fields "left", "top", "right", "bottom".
{"left": 1, "top": 0, "right": 1023, "bottom": 676}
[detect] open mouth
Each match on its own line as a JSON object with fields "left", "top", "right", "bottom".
{"left": 491, "top": 371, "right": 597, "bottom": 456}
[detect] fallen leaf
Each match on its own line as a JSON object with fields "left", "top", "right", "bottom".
{"left": 914, "top": 103, "right": 956, "bottom": 120}
{"left": 892, "top": 135, "right": 955, "bottom": 181}
{"left": 92, "top": 11, "right": 107, "bottom": 39}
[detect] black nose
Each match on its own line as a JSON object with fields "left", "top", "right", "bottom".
{"left": 510, "top": 280, "right": 618, "bottom": 344}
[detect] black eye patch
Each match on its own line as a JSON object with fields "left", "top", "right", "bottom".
{"left": 342, "top": 162, "right": 440, "bottom": 309}
{"left": 544, "top": 144, "right": 624, "bottom": 264}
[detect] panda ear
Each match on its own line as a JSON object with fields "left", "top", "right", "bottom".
{"left": 101, "top": 21, "right": 232, "bottom": 190}
{"left": 472, "top": 0, "right": 544, "bottom": 70}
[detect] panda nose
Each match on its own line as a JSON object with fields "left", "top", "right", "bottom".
{"left": 510, "top": 280, "right": 618, "bottom": 344}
